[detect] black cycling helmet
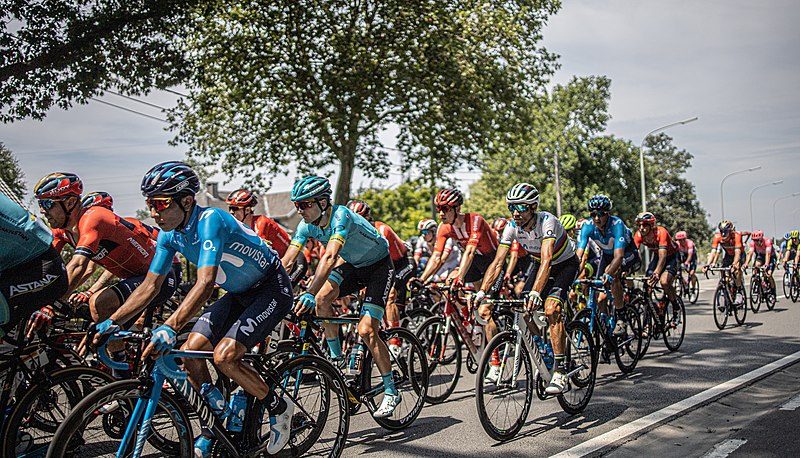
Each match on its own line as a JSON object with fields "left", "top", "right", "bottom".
{"left": 141, "top": 161, "right": 200, "bottom": 197}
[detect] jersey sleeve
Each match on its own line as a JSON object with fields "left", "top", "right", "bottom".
{"left": 195, "top": 210, "right": 228, "bottom": 269}
{"left": 633, "top": 231, "right": 642, "bottom": 249}
{"left": 149, "top": 231, "right": 178, "bottom": 276}
{"left": 499, "top": 224, "right": 516, "bottom": 247}
{"left": 687, "top": 240, "right": 695, "bottom": 256}
{"left": 540, "top": 214, "right": 557, "bottom": 240}
{"left": 329, "top": 207, "right": 352, "bottom": 247}
{"left": 414, "top": 237, "right": 426, "bottom": 256}
{"left": 434, "top": 224, "right": 451, "bottom": 253}
{"left": 466, "top": 214, "right": 487, "bottom": 248}
{"left": 577, "top": 224, "right": 590, "bottom": 251}
{"left": 612, "top": 220, "right": 628, "bottom": 250}
{"left": 764, "top": 238, "right": 773, "bottom": 253}
{"left": 734, "top": 232, "right": 743, "bottom": 250}
{"left": 290, "top": 221, "right": 309, "bottom": 250}
{"left": 657, "top": 227, "right": 669, "bottom": 249}
{"left": 74, "top": 210, "right": 112, "bottom": 258}
{"left": 712, "top": 233, "right": 721, "bottom": 251}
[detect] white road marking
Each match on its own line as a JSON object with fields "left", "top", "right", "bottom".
{"left": 700, "top": 439, "right": 748, "bottom": 458}
{"left": 779, "top": 392, "right": 800, "bottom": 411}
{"left": 551, "top": 350, "right": 800, "bottom": 458}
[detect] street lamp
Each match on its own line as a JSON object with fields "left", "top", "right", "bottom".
{"left": 750, "top": 180, "right": 783, "bottom": 231}
{"left": 639, "top": 116, "right": 698, "bottom": 212}
{"left": 720, "top": 166, "right": 761, "bottom": 219}
{"left": 773, "top": 192, "right": 800, "bottom": 237}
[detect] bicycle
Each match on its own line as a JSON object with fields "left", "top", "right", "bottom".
{"left": 278, "top": 311, "right": 429, "bottom": 429}
{"left": 784, "top": 263, "right": 800, "bottom": 303}
{"left": 675, "top": 263, "right": 699, "bottom": 304}
{"left": 572, "top": 279, "right": 642, "bottom": 374}
{"left": 414, "top": 283, "right": 513, "bottom": 404}
{"left": 707, "top": 266, "right": 747, "bottom": 329}
{"left": 474, "top": 304, "right": 596, "bottom": 441}
{"left": 48, "top": 327, "right": 350, "bottom": 458}
{"left": 749, "top": 265, "right": 777, "bottom": 312}
{"left": 626, "top": 277, "right": 686, "bottom": 358}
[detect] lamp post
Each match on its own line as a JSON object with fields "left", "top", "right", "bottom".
{"left": 750, "top": 180, "right": 783, "bottom": 231}
{"left": 720, "top": 166, "right": 761, "bottom": 219}
{"left": 639, "top": 116, "right": 698, "bottom": 212}
{"left": 773, "top": 192, "right": 800, "bottom": 237}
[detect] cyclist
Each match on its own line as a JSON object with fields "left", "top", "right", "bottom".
{"left": 33, "top": 173, "right": 179, "bottom": 375}
{"left": 474, "top": 183, "right": 578, "bottom": 393}
{"left": 225, "top": 189, "right": 307, "bottom": 286}
{"left": 743, "top": 230, "right": 776, "bottom": 295}
{"left": 92, "top": 162, "right": 294, "bottom": 456}
{"left": 413, "top": 219, "right": 460, "bottom": 281}
{"left": 575, "top": 194, "right": 640, "bottom": 336}
{"left": 703, "top": 221, "right": 744, "bottom": 303}
{"left": 347, "top": 199, "right": 415, "bottom": 356}
{"left": 675, "top": 231, "right": 697, "bottom": 277}
{"left": 490, "top": 218, "right": 531, "bottom": 298}
{"left": 782, "top": 230, "right": 799, "bottom": 267}
{"left": 81, "top": 191, "right": 114, "bottom": 211}
{"left": 633, "top": 212, "right": 680, "bottom": 307}
{"left": 0, "top": 192, "right": 68, "bottom": 339}
{"left": 280, "top": 176, "right": 399, "bottom": 418}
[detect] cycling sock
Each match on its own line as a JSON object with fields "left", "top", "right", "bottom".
{"left": 387, "top": 320, "right": 401, "bottom": 346}
{"left": 263, "top": 390, "right": 287, "bottom": 416}
{"left": 326, "top": 338, "right": 343, "bottom": 359}
{"left": 554, "top": 354, "right": 566, "bottom": 372}
{"left": 111, "top": 350, "right": 129, "bottom": 379}
{"left": 381, "top": 372, "right": 398, "bottom": 396}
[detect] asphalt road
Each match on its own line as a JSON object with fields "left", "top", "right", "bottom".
{"left": 342, "top": 272, "right": 800, "bottom": 457}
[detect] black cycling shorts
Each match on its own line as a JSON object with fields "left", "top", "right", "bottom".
{"left": 391, "top": 256, "right": 416, "bottom": 306}
{"left": 192, "top": 267, "right": 293, "bottom": 349}
{"left": 330, "top": 255, "right": 394, "bottom": 321}
{"left": 288, "top": 255, "right": 308, "bottom": 287}
{"left": 522, "top": 255, "right": 580, "bottom": 304}
{"left": 464, "top": 251, "right": 504, "bottom": 295}
{"left": 754, "top": 253, "right": 776, "bottom": 271}
{"left": 597, "top": 248, "right": 641, "bottom": 277}
{"left": 0, "top": 247, "right": 68, "bottom": 335}
{"left": 721, "top": 252, "right": 740, "bottom": 269}
{"left": 110, "top": 266, "right": 179, "bottom": 323}
{"left": 646, "top": 251, "right": 679, "bottom": 278}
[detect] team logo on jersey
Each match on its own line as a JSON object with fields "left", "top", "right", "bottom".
{"left": 203, "top": 240, "right": 216, "bottom": 251}
{"left": 8, "top": 274, "right": 60, "bottom": 297}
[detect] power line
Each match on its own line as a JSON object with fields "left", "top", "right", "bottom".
{"left": 104, "top": 89, "right": 170, "bottom": 111}
{"left": 90, "top": 98, "right": 169, "bottom": 123}
{"left": 162, "top": 88, "right": 189, "bottom": 98}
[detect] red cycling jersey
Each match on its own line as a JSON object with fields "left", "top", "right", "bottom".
{"left": 252, "top": 215, "right": 290, "bottom": 257}
{"left": 375, "top": 221, "right": 408, "bottom": 263}
{"left": 633, "top": 226, "right": 678, "bottom": 256}
{"left": 52, "top": 207, "right": 156, "bottom": 278}
{"left": 434, "top": 213, "right": 498, "bottom": 256}
{"left": 748, "top": 238, "right": 773, "bottom": 255}
{"left": 712, "top": 231, "right": 743, "bottom": 257}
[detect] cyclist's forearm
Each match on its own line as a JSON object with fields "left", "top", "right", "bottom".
{"left": 420, "top": 251, "right": 443, "bottom": 282}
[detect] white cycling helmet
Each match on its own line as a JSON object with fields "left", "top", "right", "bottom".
{"left": 506, "top": 183, "right": 540, "bottom": 205}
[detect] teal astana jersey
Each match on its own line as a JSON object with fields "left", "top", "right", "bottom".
{"left": 0, "top": 192, "right": 54, "bottom": 271}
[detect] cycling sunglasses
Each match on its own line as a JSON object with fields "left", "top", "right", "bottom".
{"left": 146, "top": 197, "right": 173, "bottom": 212}
{"left": 436, "top": 205, "right": 454, "bottom": 213}
{"left": 294, "top": 200, "right": 317, "bottom": 211}
{"left": 507, "top": 203, "right": 530, "bottom": 214}
{"left": 420, "top": 230, "right": 431, "bottom": 235}
{"left": 38, "top": 199, "right": 61, "bottom": 211}
{"left": 229, "top": 206, "right": 245, "bottom": 213}
{"left": 590, "top": 211, "right": 609, "bottom": 218}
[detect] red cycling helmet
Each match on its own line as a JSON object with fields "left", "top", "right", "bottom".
{"left": 434, "top": 188, "right": 464, "bottom": 208}
{"left": 81, "top": 191, "right": 114, "bottom": 211}
{"left": 346, "top": 199, "right": 371, "bottom": 218}
{"left": 635, "top": 211, "right": 657, "bottom": 226}
{"left": 751, "top": 230, "right": 764, "bottom": 241}
{"left": 226, "top": 189, "right": 258, "bottom": 207}
{"left": 34, "top": 172, "right": 83, "bottom": 199}
{"left": 491, "top": 218, "right": 508, "bottom": 232}
{"left": 675, "top": 230, "right": 687, "bottom": 241}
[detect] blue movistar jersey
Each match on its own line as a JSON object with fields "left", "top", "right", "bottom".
{"left": 0, "top": 192, "right": 54, "bottom": 271}
{"left": 577, "top": 216, "right": 634, "bottom": 255}
{"left": 150, "top": 206, "right": 281, "bottom": 293}
{"left": 290, "top": 205, "right": 389, "bottom": 268}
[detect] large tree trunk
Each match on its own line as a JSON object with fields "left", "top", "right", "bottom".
{"left": 334, "top": 149, "right": 355, "bottom": 205}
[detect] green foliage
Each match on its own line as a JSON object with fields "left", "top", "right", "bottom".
{"left": 172, "top": 0, "right": 561, "bottom": 203}
{"left": 0, "top": 142, "right": 26, "bottom": 197}
{"left": 1, "top": 0, "right": 199, "bottom": 122}
{"left": 355, "top": 180, "right": 433, "bottom": 240}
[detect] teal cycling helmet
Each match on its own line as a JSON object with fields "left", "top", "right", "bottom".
{"left": 291, "top": 176, "right": 332, "bottom": 201}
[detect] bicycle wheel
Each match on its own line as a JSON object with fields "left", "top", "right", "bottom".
{"left": 474, "top": 331, "right": 532, "bottom": 441}
{"left": 734, "top": 283, "right": 747, "bottom": 325}
{"left": 46, "top": 379, "right": 193, "bottom": 458}
{"left": 415, "top": 316, "right": 462, "bottom": 404}
{"left": 749, "top": 277, "right": 761, "bottom": 313}
{"left": 688, "top": 274, "right": 699, "bottom": 304}
{"left": 372, "top": 327, "right": 428, "bottom": 430}
{"left": 713, "top": 286, "right": 728, "bottom": 330}
{"left": 557, "top": 320, "right": 596, "bottom": 415}
{"left": 269, "top": 354, "right": 349, "bottom": 458}
{"left": 662, "top": 297, "right": 686, "bottom": 352}
{"left": 401, "top": 308, "right": 433, "bottom": 335}
{"left": 791, "top": 274, "right": 800, "bottom": 303}
{"left": 766, "top": 281, "right": 777, "bottom": 311}
{"left": 613, "top": 305, "right": 642, "bottom": 374}
{"left": 783, "top": 271, "right": 791, "bottom": 299}
{"left": 2, "top": 366, "right": 115, "bottom": 457}
{"left": 630, "top": 296, "right": 652, "bottom": 359}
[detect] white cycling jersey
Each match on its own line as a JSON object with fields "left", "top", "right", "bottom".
{"left": 499, "top": 211, "right": 576, "bottom": 265}
{"left": 415, "top": 236, "right": 461, "bottom": 280}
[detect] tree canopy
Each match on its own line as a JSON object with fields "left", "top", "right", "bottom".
{"left": 0, "top": 142, "right": 26, "bottom": 198}
{"left": 354, "top": 180, "right": 433, "bottom": 240}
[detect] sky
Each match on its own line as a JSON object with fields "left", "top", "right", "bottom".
{"left": 1, "top": 0, "right": 798, "bottom": 238}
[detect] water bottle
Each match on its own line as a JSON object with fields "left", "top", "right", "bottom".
{"left": 347, "top": 343, "right": 365, "bottom": 376}
{"left": 227, "top": 389, "right": 247, "bottom": 432}
{"left": 532, "top": 335, "right": 546, "bottom": 356}
{"left": 201, "top": 383, "right": 230, "bottom": 420}
{"left": 544, "top": 343, "right": 554, "bottom": 370}
{"left": 607, "top": 314, "right": 617, "bottom": 336}
{"left": 471, "top": 322, "right": 484, "bottom": 351}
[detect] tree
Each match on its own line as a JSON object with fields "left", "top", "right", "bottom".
{"left": 171, "top": 0, "right": 560, "bottom": 203}
{"left": 1, "top": 0, "right": 200, "bottom": 122}
{"left": 355, "top": 180, "right": 433, "bottom": 240}
{"left": 0, "top": 142, "right": 26, "bottom": 198}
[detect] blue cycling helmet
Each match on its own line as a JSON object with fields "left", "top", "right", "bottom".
{"left": 291, "top": 176, "right": 332, "bottom": 201}
{"left": 587, "top": 194, "right": 612, "bottom": 212}
{"left": 141, "top": 161, "right": 200, "bottom": 197}
{"left": 786, "top": 232, "right": 793, "bottom": 240}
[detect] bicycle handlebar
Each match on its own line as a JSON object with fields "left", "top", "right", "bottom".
{"left": 94, "top": 329, "right": 150, "bottom": 371}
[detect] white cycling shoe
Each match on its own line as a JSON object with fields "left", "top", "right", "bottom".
{"left": 484, "top": 364, "right": 501, "bottom": 385}
{"left": 373, "top": 393, "right": 401, "bottom": 418}
{"left": 545, "top": 371, "right": 567, "bottom": 394}
{"left": 266, "top": 399, "right": 295, "bottom": 454}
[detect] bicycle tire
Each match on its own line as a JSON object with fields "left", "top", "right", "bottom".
{"left": 372, "top": 327, "right": 428, "bottom": 430}
{"left": 688, "top": 274, "right": 699, "bottom": 304}
{"left": 415, "top": 316, "right": 462, "bottom": 404}
{"left": 766, "top": 282, "right": 777, "bottom": 311}
{"left": 613, "top": 305, "right": 642, "bottom": 374}
{"left": 734, "top": 284, "right": 747, "bottom": 325}
{"left": 474, "top": 331, "right": 532, "bottom": 441}
{"left": 401, "top": 308, "right": 433, "bottom": 335}
{"left": 662, "top": 296, "right": 686, "bottom": 352}
{"left": 630, "top": 297, "right": 653, "bottom": 359}
{"left": 557, "top": 320, "right": 596, "bottom": 415}
{"left": 2, "top": 366, "right": 115, "bottom": 457}
{"left": 46, "top": 378, "right": 194, "bottom": 458}
{"left": 749, "top": 277, "right": 761, "bottom": 313}
{"left": 783, "top": 271, "right": 791, "bottom": 299}
{"left": 713, "top": 286, "right": 728, "bottom": 330}
{"left": 791, "top": 274, "right": 800, "bottom": 303}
